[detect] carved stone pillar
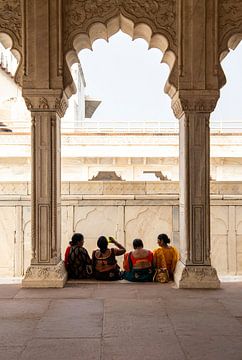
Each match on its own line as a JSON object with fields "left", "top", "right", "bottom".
{"left": 172, "top": 91, "right": 220, "bottom": 288}
{"left": 22, "top": 93, "right": 67, "bottom": 287}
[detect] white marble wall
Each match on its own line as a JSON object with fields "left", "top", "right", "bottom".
{"left": 0, "top": 181, "right": 242, "bottom": 277}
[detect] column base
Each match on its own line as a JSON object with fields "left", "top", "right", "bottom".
{"left": 22, "top": 261, "right": 67, "bottom": 288}
{"left": 174, "top": 261, "right": 220, "bottom": 289}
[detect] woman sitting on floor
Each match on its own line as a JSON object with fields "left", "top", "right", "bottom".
{"left": 123, "top": 239, "right": 154, "bottom": 282}
{"left": 64, "top": 233, "right": 92, "bottom": 279}
{"left": 153, "top": 233, "right": 179, "bottom": 281}
{"left": 92, "top": 236, "right": 125, "bottom": 281}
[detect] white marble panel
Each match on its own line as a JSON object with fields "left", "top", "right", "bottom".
{"left": 73, "top": 206, "right": 121, "bottom": 258}
{"left": 125, "top": 206, "right": 173, "bottom": 252}
{"left": 211, "top": 235, "right": 228, "bottom": 275}
{"left": 236, "top": 206, "right": 242, "bottom": 234}
{"left": 211, "top": 206, "right": 228, "bottom": 235}
{"left": 23, "top": 220, "right": 31, "bottom": 273}
{"left": 0, "top": 207, "right": 15, "bottom": 276}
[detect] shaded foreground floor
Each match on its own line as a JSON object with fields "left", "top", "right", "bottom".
{"left": 0, "top": 282, "right": 242, "bottom": 360}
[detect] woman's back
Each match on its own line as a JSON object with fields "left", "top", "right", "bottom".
{"left": 123, "top": 239, "right": 154, "bottom": 282}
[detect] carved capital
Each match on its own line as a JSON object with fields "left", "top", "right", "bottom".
{"left": 23, "top": 90, "right": 68, "bottom": 118}
{"left": 171, "top": 90, "right": 219, "bottom": 119}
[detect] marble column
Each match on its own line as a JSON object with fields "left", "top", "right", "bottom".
{"left": 22, "top": 94, "right": 67, "bottom": 287}
{"left": 172, "top": 91, "right": 220, "bottom": 288}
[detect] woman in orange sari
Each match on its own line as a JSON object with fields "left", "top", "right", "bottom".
{"left": 153, "top": 234, "right": 179, "bottom": 281}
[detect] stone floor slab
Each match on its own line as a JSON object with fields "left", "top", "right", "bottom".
{"left": 19, "top": 338, "right": 101, "bottom": 360}
{"left": 0, "top": 282, "right": 241, "bottom": 360}
{"left": 0, "top": 346, "right": 25, "bottom": 360}
{"left": 103, "top": 298, "right": 174, "bottom": 338}
{"left": 0, "top": 285, "right": 21, "bottom": 299}
{"left": 15, "top": 285, "right": 95, "bottom": 299}
{"left": 179, "top": 335, "right": 242, "bottom": 360}
{"left": 165, "top": 297, "right": 242, "bottom": 336}
{"left": 35, "top": 299, "right": 103, "bottom": 339}
{"left": 102, "top": 335, "right": 186, "bottom": 360}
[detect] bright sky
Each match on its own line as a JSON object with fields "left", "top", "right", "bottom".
{"left": 79, "top": 31, "right": 242, "bottom": 123}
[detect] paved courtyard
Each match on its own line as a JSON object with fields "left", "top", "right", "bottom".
{"left": 0, "top": 281, "right": 242, "bottom": 360}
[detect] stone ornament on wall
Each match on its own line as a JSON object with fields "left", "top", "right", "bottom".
{"left": 63, "top": 0, "right": 176, "bottom": 49}
{"left": 0, "top": 0, "right": 22, "bottom": 46}
{"left": 171, "top": 91, "right": 219, "bottom": 119}
{"left": 23, "top": 94, "right": 68, "bottom": 118}
{"left": 218, "top": 1, "right": 242, "bottom": 89}
{"left": 219, "top": 0, "right": 242, "bottom": 56}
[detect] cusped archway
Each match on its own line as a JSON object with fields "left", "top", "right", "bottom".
{"left": 63, "top": 6, "right": 178, "bottom": 100}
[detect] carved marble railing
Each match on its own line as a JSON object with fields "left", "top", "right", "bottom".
{"left": 1, "top": 181, "right": 242, "bottom": 196}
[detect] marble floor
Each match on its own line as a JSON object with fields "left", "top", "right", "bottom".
{"left": 0, "top": 281, "right": 242, "bottom": 360}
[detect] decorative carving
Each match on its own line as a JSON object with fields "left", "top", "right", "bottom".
{"left": 175, "top": 262, "right": 220, "bottom": 288}
{"left": 0, "top": 0, "right": 22, "bottom": 46}
{"left": 22, "top": 93, "right": 68, "bottom": 117}
{"left": 63, "top": 0, "right": 176, "bottom": 48}
{"left": 55, "top": 95, "right": 68, "bottom": 118}
{"left": 172, "top": 92, "right": 219, "bottom": 119}
{"left": 121, "top": 0, "right": 176, "bottom": 38}
{"left": 219, "top": 1, "right": 242, "bottom": 55}
{"left": 24, "top": 97, "right": 33, "bottom": 110}
{"left": 39, "top": 97, "right": 49, "bottom": 109}
{"left": 180, "top": 266, "right": 219, "bottom": 282}
{"left": 24, "top": 261, "right": 67, "bottom": 281}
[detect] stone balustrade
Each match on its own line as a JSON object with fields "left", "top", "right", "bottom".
{"left": 0, "top": 181, "right": 241, "bottom": 278}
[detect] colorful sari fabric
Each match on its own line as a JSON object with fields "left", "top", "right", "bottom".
{"left": 153, "top": 246, "right": 179, "bottom": 280}
{"left": 67, "top": 245, "right": 92, "bottom": 279}
{"left": 123, "top": 251, "right": 154, "bottom": 282}
{"left": 92, "top": 248, "right": 121, "bottom": 281}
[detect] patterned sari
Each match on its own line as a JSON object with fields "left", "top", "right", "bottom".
{"left": 67, "top": 245, "right": 92, "bottom": 279}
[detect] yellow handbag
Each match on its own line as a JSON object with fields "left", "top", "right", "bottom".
{"left": 153, "top": 268, "right": 169, "bottom": 283}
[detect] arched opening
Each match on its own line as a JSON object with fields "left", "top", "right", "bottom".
{"left": 0, "top": 32, "right": 32, "bottom": 278}
{"left": 61, "top": 17, "right": 179, "bottom": 266}
{"left": 210, "top": 36, "right": 242, "bottom": 277}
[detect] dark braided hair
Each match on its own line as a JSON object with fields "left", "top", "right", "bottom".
{"left": 71, "top": 233, "right": 84, "bottom": 246}
{"left": 158, "top": 233, "right": 170, "bottom": 245}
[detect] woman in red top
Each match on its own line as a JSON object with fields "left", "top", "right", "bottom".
{"left": 123, "top": 239, "right": 154, "bottom": 282}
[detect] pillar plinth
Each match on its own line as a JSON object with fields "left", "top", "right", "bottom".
{"left": 174, "top": 262, "right": 220, "bottom": 289}
{"left": 22, "top": 261, "right": 67, "bottom": 288}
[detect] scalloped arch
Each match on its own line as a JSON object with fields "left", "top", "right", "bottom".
{"left": 0, "top": 31, "right": 22, "bottom": 86}
{"left": 65, "top": 14, "right": 177, "bottom": 100}
{"left": 218, "top": 33, "right": 242, "bottom": 91}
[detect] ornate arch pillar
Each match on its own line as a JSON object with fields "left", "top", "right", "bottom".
{"left": 21, "top": 93, "right": 67, "bottom": 287}
{"left": 171, "top": 0, "right": 221, "bottom": 288}
{"left": 21, "top": 0, "right": 69, "bottom": 287}
{"left": 172, "top": 91, "right": 220, "bottom": 288}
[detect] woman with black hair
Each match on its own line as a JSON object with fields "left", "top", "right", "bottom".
{"left": 92, "top": 236, "right": 125, "bottom": 281}
{"left": 64, "top": 233, "right": 92, "bottom": 279}
{"left": 153, "top": 233, "right": 179, "bottom": 281}
{"left": 123, "top": 239, "right": 154, "bottom": 282}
